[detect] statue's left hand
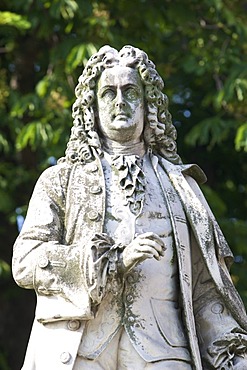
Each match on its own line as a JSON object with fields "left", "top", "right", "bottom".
{"left": 121, "top": 232, "right": 166, "bottom": 273}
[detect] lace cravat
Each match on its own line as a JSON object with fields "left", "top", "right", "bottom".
{"left": 111, "top": 154, "right": 146, "bottom": 216}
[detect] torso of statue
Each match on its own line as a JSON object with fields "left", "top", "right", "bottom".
{"left": 103, "top": 152, "right": 178, "bottom": 303}
{"left": 79, "top": 152, "right": 190, "bottom": 362}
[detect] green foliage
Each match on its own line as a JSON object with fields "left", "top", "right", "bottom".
{"left": 0, "top": 11, "right": 31, "bottom": 30}
{"left": 0, "top": 352, "right": 9, "bottom": 370}
{"left": 65, "top": 43, "right": 97, "bottom": 73}
{"left": 185, "top": 117, "right": 236, "bottom": 148}
{"left": 0, "top": 259, "right": 11, "bottom": 278}
{"left": 0, "top": 0, "right": 247, "bottom": 368}
{"left": 200, "top": 184, "right": 227, "bottom": 218}
{"left": 16, "top": 121, "right": 54, "bottom": 151}
{"left": 235, "top": 123, "right": 247, "bottom": 151}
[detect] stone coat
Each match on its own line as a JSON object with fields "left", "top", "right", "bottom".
{"left": 12, "top": 152, "right": 247, "bottom": 370}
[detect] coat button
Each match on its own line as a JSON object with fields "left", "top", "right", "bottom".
{"left": 126, "top": 272, "right": 139, "bottom": 284}
{"left": 67, "top": 320, "right": 81, "bottom": 331}
{"left": 127, "top": 275, "right": 134, "bottom": 283}
{"left": 90, "top": 185, "right": 102, "bottom": 194}
{"left": 128, "top": 316, "right": 135, "bottom": 323}
{"left": 211, "top": 303, "right": 224, "bottom": 314}
{"left": 126, "top": 295, "right": 133, "bottom": 303}
{"left": 60, "top": 351, "right": 71, "bottom": 364}
{"left": 38, "top": 256, "right": 49, "bottom": 268}
{"left": 88, "top": 210, "right": 100, "bottom": 221}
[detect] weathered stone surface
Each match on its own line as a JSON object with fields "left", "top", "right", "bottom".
{"left": 12, "top": 45, "right": 247, "bottom": 370}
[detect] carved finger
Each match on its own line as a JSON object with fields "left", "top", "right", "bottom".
{"left": 137, "top": 233, "right": 165, "bottom": 249}
{"left": 137, "top": 239, "right": 165, "bottom": 255}
{"left": 136, "top": 245, "right": 160, "bottom": 259}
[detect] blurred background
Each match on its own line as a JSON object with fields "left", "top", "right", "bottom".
{"left": 0, "top": 0, "right": 247, "bottom": 368}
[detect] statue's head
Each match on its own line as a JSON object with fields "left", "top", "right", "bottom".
{"left": 62, "top": 45, "right": 181, "bottom": 164}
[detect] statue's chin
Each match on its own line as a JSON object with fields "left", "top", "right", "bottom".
{"left": 111, "top": 117, "right": 133, "bottom": 129}
{"left": 103, "top": 120, "right": 143, "bottom": 143}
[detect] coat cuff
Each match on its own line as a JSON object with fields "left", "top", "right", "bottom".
{"left": 207, "top": 329, "right": 247, "bottom": 369}
{"left": 84, "top": 233, "right": 125, "bottom": 304}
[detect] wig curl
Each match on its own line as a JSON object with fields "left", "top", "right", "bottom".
{"left": 59, "top": 45, "right": 181, "bottom": 165}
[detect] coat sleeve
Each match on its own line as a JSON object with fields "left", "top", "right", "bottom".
{"left": 12, "top": 165, "right": 94, "bottom": 321}
{"left": 186, "top": 175, "right": 247, "bottom": 369}
{"left": 12, "top": 165, "right": 69, "bottom": 288}
{"left": 12, "top": 163, "right": 124, "bottom": 322}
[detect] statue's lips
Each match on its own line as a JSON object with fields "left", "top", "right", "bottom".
{"left": 114, "top": 113, "right": 129, "bottom": 120}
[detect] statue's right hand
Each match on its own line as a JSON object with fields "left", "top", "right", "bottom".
{"left": 121, "top": 232, "right": 166, "bottom": 273}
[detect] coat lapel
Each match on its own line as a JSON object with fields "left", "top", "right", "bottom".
{"left": 158, "top": 157, "right": 225, "bottom": 291}
{"left": 157, "top": 156, "right": 247, "bottom": 333}
{"left": 151, "top": 155, "right": 203, "bottom": 370}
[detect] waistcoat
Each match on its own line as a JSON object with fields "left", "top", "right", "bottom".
{"left": 79, "top": 153, "right": 191, "bottom": 363}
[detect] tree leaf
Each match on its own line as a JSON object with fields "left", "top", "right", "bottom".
{"left": 0, "top": 11, "right": 31, "bottom": 29}
{"left": 235, "top": 123, "right": 247, "bottom": 151}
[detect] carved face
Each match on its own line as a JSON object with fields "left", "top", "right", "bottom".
{"left": 96, "top": 65, "right": 145, "bottom": 144}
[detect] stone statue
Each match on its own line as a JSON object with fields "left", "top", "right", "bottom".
{"left": 12, "top": 45, "right": 247, "bottom": 370}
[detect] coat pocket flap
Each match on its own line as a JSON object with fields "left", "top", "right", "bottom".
{"left": 151, "top": 298, "right": 188, "bottom": 347}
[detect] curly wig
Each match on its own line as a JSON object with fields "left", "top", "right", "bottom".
{"left": 59, "top": 45, "right": 181, "bottom": 165}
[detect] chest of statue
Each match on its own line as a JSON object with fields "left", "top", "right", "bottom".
{"left": 78, "top": 153, "right": 189, "bottom": 361}
{"left": 102, "top": 152, "right": 179, "bottom": 301}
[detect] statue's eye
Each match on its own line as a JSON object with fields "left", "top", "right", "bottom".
{"left": 124, "top": 87, "right": 139, "bottom": 100}
{"left": 102, "top": 89, "right": 115, "bottom": 99}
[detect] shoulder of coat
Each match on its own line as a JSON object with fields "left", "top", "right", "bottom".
{"left": 156, "top": 155, "right": 207, "bottom": 184}
{"left": 180, "top": 164, "right": 207, "bottom": 184}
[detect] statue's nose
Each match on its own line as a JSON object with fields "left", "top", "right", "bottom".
{"left": 115, "top": 91, "right": 126, "bottom": 108}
